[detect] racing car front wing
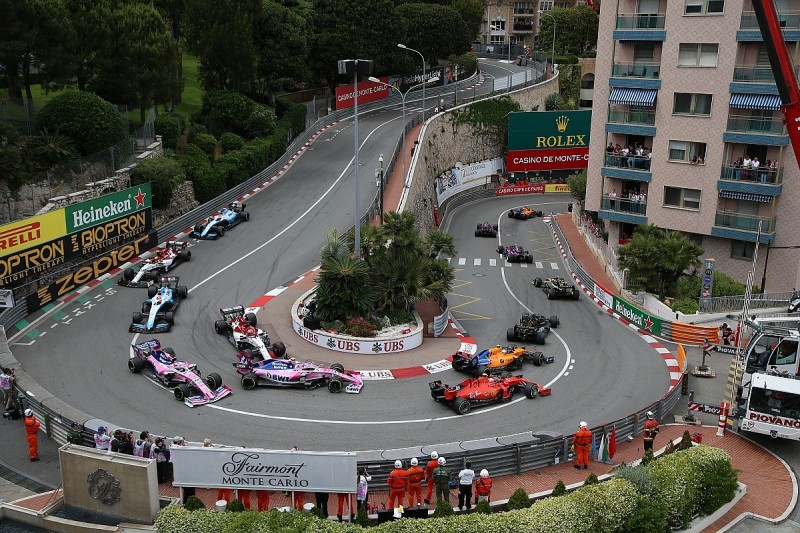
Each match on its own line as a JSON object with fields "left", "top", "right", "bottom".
{"left": 184, "top": 384, "right": 234, "bottom": 407}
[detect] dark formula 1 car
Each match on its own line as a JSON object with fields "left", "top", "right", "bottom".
{"left": 533, "top": 277, "right": 580, "bottom": 300}
{"left": 451, "top": 345, "right": 552, "bottom": 376}
{"left": 430, "top": 374, "right": 551, "bottom": 414}
{"left": 232, "top": 351, "right": 363, "bottom": 393}
{"left": 507, "top": 312, "right": 560, "bottom": 344}
{"left": 128, "top": 339, "right": 233, "bottom": 407}
{"left": 475, "top": 222, "right": 498, "bottom": 238}
{"left": 118, "top": 241, "right": 191, "bottom": 288}
{"left": 214, "top": 305, "right": 286, "bottom": 360}
{"left": 192, "top": 202, "right": 249, "bottom": 239}
{"left": 497, "top": 244, "right": 533, "bottom": 263}
{"left": 129, "top": 277, "right": 188, "bottom": 333}
{"left": 508, "top": 206, "right": 542, "bottom": 220}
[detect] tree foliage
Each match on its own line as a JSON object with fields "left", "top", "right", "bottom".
{"left": 566, "top": 170, "right": 586, "bottom": 201}
{"left": 506, "top": 487, "right": 532, "bottom": 509}
{"left": 617, "top": 224, "right": 704, "bottom": 299}
{"left": 63, "top": 0, "right": 117, "bottom": 91}
{"left": 451, "top": 96, "right": 521, "bottom": 149}
{"left": 314, "top": 256, "right": 374, "bottom": 322}
{"left": 539, "top": 6, "right": 598, "bottom": 56}
{"left": 396, "top": 3, "right": 473, "bottom": 66}
{"left": 131, "top": 156, "right": 185, "bottom": 209}
{"left": 450, "top": 0, "right": 483, "bottom": 40}
{"left": 255, "top": 0, "right": 311, "bottom": 102}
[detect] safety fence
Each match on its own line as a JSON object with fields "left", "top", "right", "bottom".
{"left": 699, "top": 291, "right": 794, "bottom": 313}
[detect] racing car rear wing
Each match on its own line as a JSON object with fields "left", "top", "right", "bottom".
{"left": 157, "top": 276, "right": 180, "bottom": 287}
{"left": 220, "top": 305, "right": 246, "bottom": 317}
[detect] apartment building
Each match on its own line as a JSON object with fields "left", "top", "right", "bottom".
{"left": 585, "top": 0, "right": 800, "bottom": 292}
{"left": 480, "top": 0, "right": 578, "bottom": 51}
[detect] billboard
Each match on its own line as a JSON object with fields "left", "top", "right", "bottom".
{"left": 435, "top": 157, "right": 503, "bottom": 204}
{"left": 66, "top": 184, "right": 151, "bottom": 233}
{"left": 495, "top": 183, "right": 571, "bottom": 196}
{"left": 334, "top": 77, "right": 391, "bottom": 109}
{"left": 25, "top": 231, "right": 158, "bottom": 313}
{"left": 0, "top": 211, "right": 67, "bottom": 258}
{"left": 612, "top": 295, "right": 662, "bottom": 335}
{"left": 506, "top": 110, "right": 591, "bottom": 172}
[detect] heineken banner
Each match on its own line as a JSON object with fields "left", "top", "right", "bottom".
{"left": 25, "top": 232, "right": 158, "bottom": 313}
{"left": 612, "top": 296, "right": 662, "bottom": 335}
{"left": 506, "top": 110, "right": 591, "bottom": 172}
{"left": 66, "top": 184, "right": 151, "bottom": 233}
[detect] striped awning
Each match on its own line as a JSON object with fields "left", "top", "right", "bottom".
{"left": 729, "top": 93, "right": 782, "bottom": 110}
{"left": 719, "top": 190, "right": 773, "bottom": 203}
{"left": 608, "top": 88, "right": 658, "bottom": 106}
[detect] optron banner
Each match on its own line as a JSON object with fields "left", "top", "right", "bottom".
{"left": 0, "top": 210, "right": 67, "bottom": 258}
{"left": 612, "top": 295, "right": 662, "bottom": 335}
{"left": 334, "top": 77, "right": 390, "bottom": 109}
{"left": 25, "top": 231, "right": 158, "bottom": 313}
{"left": 435, "top": 157, "right": 503, "bottom": 204}
{"left": 66, "top": 184, "right": 151, "bottom": 233}
{"left": 506, "top": 110, "right": 591, "bottom": 172}
{"left": 0, "top": 209, "right": 152, "bottom": 288}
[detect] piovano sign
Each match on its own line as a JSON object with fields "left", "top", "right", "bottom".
{"left": 292, "top": 289, "right": 423, "bottom": 354}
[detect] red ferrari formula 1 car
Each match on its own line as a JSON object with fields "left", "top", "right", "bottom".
{"left": 430, "top": 374, "right": 551, "bottom": 415}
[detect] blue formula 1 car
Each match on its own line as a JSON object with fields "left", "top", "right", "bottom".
{"left": 129, "top": 277, "right": 188, "bottom": 333}
{"left": 192, "top": 202, "right": 249, "bottom": 239}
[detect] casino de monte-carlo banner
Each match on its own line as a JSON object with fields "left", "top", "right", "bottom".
{"left": 506, "top": 110, "right": 591, "bottom": 172}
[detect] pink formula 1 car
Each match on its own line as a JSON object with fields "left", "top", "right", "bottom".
{"left": 232, "top": 352, "right": 363, "bottom": 393}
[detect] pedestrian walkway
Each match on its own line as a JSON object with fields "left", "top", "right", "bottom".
{"left": 553, "top": 213, "right": 620, "bottom": 293}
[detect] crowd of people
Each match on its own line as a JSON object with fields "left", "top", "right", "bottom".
{"left": 605, "top": 142, "right": 652, "bottom": 171}
{"left": 730, "top": 155, "right": 779, "bottom": 183}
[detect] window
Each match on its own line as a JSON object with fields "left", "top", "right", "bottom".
{"left": 668, "top": 140, "right": 707, "bottom": 163}
{"left": 633, "top": 43, "right": 655, "bottom": 62}
{"left": 731, "top": 240, "right": 755, "bottom": 259}
{"left": 678, "top": 44, "right": 719, "bottom": 67}
{"left": 684, "top": 0, "right": 724, "bottom": 15}
{"left": 580, "top": 74, "right": 595, "bottom": 89}
{"left": 490, "top": 19, "right": 506, "bottom": 32}
{"left": 673, "top": 93, "right": 713, "bottom": 115}
{"left": 664, "top": 186, "right": 701, "bottom": 209}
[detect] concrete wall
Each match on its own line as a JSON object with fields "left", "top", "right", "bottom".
{"left": 405, "top": 73, "right": 560, "bottom": 235}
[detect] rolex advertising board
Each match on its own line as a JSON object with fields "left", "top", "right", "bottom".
{"left": 506, "top": 110, "right": 591, "bottom": 172}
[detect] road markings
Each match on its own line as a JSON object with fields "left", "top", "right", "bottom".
{"left": 489, "top": 258, "right": 496, "bottom": 266}
{"left": 473, "top": 258, "right": 481, "bottom": 266}
{"left": 550, "top": 262, "right": 559, "bottom": 269}
{"left": 535, "top": 262, "right": 543, "bottom": 269}
{"left": 458, "top": 258, "right": 467, "bottom": 266}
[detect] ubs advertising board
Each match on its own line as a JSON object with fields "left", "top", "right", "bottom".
{"left": 506, "top": 110, "right": 591, "bottom": 172}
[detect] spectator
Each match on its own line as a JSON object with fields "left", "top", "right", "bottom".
{"left": 140, "top": 431, "right": 154, "bottom": 459}
{"left": 153, "top": 437, "right": 171, "bottom": 483}
{"left": 110, "top": 430, "right": 124, "bottom": 453}
{"left": 457, "top": 460, "right": 475, "bottom": 511}
{"left": 0, "top": 367, "right": 13, "bottom": 414}
{"left": 475, "top": 469, "right": 492, "bottom": 504}
{"left": 67, "top": 423, "right": 83, "bottom": 445}
{"left": 23, "top": 409, "right": 40, "bottom": 461}
{"left": 433, "top": 457, "right": 451, "bottom": 504}
{"left": 133, "top": 437, "right": 147, "bottom": 457}
{"left": 733, "top": 156, "right": 744, "bottom": 180}
{"left": 203, "top": 437, "right": 213, "bottom": 447}
{"left": 356, "top": 467, "right": 371, "bottom": 513}
{"left": 119, "top": 432, "right": 134, "bottom": 455}
{"left": 720, "top": 323, "right": 733, "bottom": 345}
{"left": 315, "top": 491, "right": 329, "bottom": 518}
{"left": 94, "top": 426, "right": 110, "bottom": 450}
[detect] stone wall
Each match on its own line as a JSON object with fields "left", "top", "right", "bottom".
{"left": 153, "top": 180, "right": 200, "bottom": 228}
{"left": 404, "top": 74, "right": 560, "bottom": 236}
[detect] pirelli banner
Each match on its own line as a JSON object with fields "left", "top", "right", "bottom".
{"left": 25, "top": 231, "right": 158, "bottom": 313}
{"left": 0, "top": 184, "right": 152, "bottom": 289}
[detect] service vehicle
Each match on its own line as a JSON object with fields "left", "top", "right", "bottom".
{"left": 475, "top": 222, "right": 498, "bottom": 238}
{"left": 129, "top": 277, "right": 188, "bottom": 333}
{"left": 192, "top": 202, "right": 249, "bottom": 239}
{"left": 451, "top": 345, "right": 551, "bottom": 376}
{"left": 507, "top": 312, "right": 559, "bottom": 344}
{"left": 118, "top": 241, "right": 191, "bottom": 288}
{"left": 533, "top": 277, "right": 580, "bottom": 300}
{"left": 497, "top": 244, "right": 533, "bottom": 263}
{"left": 127, "top": 338, "right": 233, "bottom": 407}
{"left": 214, "top": 305, "right": 286, "bottom": 360}
{"left": 429, "top": 374, "right": 551, "bottom": 415}
{"left": 232, "top": 352, "right": 363, "bottom": 393}
{"left": 508, "top": 206, "right": 542, "bottom": 220}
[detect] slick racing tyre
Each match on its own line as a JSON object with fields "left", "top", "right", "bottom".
{"left": 270, "top": 342, "right": 287, "bottom": 358}
{"left": 176, "top": 286, "right": 189, "bottom": 299}
{"left": 180, "top": 249, "right": 191, "bottom": 261}
{"left": 507, "top": 328, "right": 517, "bottom": 342}
{"left": 523, "top": 382, "right": 538, "bottom": 399}
{"left": 241, "top": 374, "right": 258, "bottom": 390}
{"left": 452, "top": 358, "right": 466, "bottom": 371}
{"left": 535, "top": 331, "right": 547, "bottom": 345}
{"left": 330, "top": 363, "right": 345, "bottom": 373}
{"left": 453, "top": 397, "right": 471, "bottom": 415}
{"left": 148, "top": 285, "right": 159, "bottom": 298}
{"left": 123, "top": 269, "right": 135, "bottom": 281}
{"left": 243, "top": 212, "right": 250, "bottom": 221}
{"left": 206, "top": 373, "right": 222, "bottom": 390}
{"left": 327, "top": 379, "right": 343, "bottom": 393}
{"left": 128, "top": 357, "right": 145, "bottom": 373}
{"left": 245, "top": 312, "right": 258, "bottom": 326}
{"left": 174, "top": 384, "right": 191, "bottom": 401}
{"left": 164, "top": 347, "right": 175, "bottom": 355}
{"left": 214, "top": 320, "right": 229, "bottom": 334}
{"left": 549, "top": 316, "right": 560, "bottom": 328}
{"left": 165, "top": 311, "right": 175, "bottom": 325}
{"left": 532, "top": 352, "right": 545, "bottom": 366}
{"left": 132, "top": 311, "right": 143, "bottom": 324}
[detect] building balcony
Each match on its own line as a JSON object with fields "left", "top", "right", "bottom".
{"left": 726, "top": 114, "right": 786, "bottom": 136}
{"left": 615, "top": 13, "right": 665, "bottom": 29}
{"left": 714, "top": 211, "right": 776, "bottom": 233}
{"left": 719, "top": 163, "right": 783, "bottom": 188}
{"left": 740, "top": 10, "right": 800, "bottom": 29}
{"left": 608, "top": 109, "right": 655, "bottom": 126}
{"left": 599, "top": 196, "right": 648, "bottom": 220}
{"left": 611, "top": 62, "right": 660, "bottom": 79}
{"left": 513, "top": 8, "right": 536, "bottom": 15}
{"left": 601, "top": 155, "right": 652, "bottom": 182}
{"left": 513, "top": 23, "right": 534, "bottom": 32}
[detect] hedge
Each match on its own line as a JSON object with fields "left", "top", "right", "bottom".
{"left": 35, "top": 90, "right": 128, "bottom": 156}
{"left": 219, "top": 132, "right": 245, "bottom": 152}
{"left": 178, "top": 144, "right": 225, "bottom": 203}
{"left": 155, "top": 112, "right": 187, "bottom": 150}
{"left": 131, "top": 157, "right": 186, "bottom": 209}
{"left": 154, "top": 446, "right": 736, "bottom": 533}
{"left": 198, "top": 90, "right": 277, "bottom": 138}
{"left": 195, "top": 133, "right": 218, "bottom": 159}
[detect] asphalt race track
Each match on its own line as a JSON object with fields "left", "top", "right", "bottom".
{"left": 9, "top": 60, "right": 669, "bottom": 452}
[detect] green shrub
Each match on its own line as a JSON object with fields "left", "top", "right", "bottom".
{"left": 698, "top": 448, "right": 739, "bottom": 516}
{"left": 672, "top": 272, "right": 746, "bottom": 300}
{"left": 192, "top": 167, "right": 227, "bottom": 204}
{"left": 344, "top": 316, "right": 377, "bottom": 337}
{"left": 671, "top": 298, "right": 698, "bottom": 314}
{"left": 506, "top": 488, "right": 531, "bottom": 510}
{"left": 225, "top": 498, "right": 245, "bottom": 512}
{"left": 551, "top": 479, "right": 567, "bottom": 497}
{"left": 320, "top": 320, "right": 346, "bottom": 332}
{"left": 617, "top": 464, "right": 657, "bottom": 496}
{"left": 447, "top": 51, "right": 479, "bottom": 78}
{"left": 178, "top": 144, "right": 211, "bottom": 181}
{"left": 678, "top": 430, "right": 693, "bottom": 451}
{"left": 187, "top": 120, "right": 207, "bottom": 144}
{"left": 276, "top": 98, "right": 307, "bottom": 138}
{"left": 642, "top": 449, "right": 655, "bottom": 465}
{"left": 663, "top": 439, "right": 677, "bottom": 456}
{"left": 195, "top": 133, "right": 218, "bottom": 159}
{"left": 582, "top": 50, "right": 597, "bottom": 58}
{"left": 383, "top": 309, "right": 414, "bottom": 325}
{"left": 183, "top": 495, "right": 205, "bottom": 511}
{"left": 621, "top": 494, "right": 669, "bottom": 533}
{"left": 554, "top": 55, "right": 579, "bottom": 64}
{"left": 432, "top": 498, "right": 455, "bottom": 517}
{"left": 199, "top": 90, "right": 277, "bottom": 139}
{"left": 215, "top": 151, "right": 249, "bottom": 189}
{"left": 247, "top": 104, "right": 277, "bottom": 137}
{"left": 154, "top": 112, "right": 186, "bottom": 150}
{"left": 355, "top": 505, "right": 371, "bottom": 526}
{"left": 219, "top": 132, "right": 245, "bottom": 152}
{"left": 569, "top": 478, "right": 639, "bottom": 533}
{"left": 35, "top": 90, "right": 128, "bottom": 156}
{"left": 131, "top": 157, "right": 185, "bottom": 209}
{"left": 474, "top": 499, "right": 491, "bottom": 514}
{"left": 584, "top": 472, "right": 599, "bottom": 486}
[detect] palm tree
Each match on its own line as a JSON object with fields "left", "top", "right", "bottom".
{"left": 424, "top": 230, "right": 457, "bottom": 258}
{"left": 346, "top": 224, "right": 383, "bottom": 266}
{"left": 320, "top": 228, "right": 348, "bottom": 263}
{"left": 380, "top": 211, "right": 420, "bottom": 252}
{"left": 314, "top": 255, "right": 373, "bottom": 322}
{"left": 33, "top": 128, "right": 77, "bottom": 168}
{"left": 544, "top": 92, "right": 565, "bottom": 111}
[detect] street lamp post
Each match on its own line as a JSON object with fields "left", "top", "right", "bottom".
{"left": 337, "top": 59, "right": 374, "bottom": 259}
{"left": 369, "top": 77, "right": 440, "bottom": 188}
{"left": 539, "top": 10, "right": 556, "bottom": 75}
{"left": 398, "top": 44, "right": 427, "bottom": 115}
{"left": 377, "top": 154, "right": 384, "bottom": 224}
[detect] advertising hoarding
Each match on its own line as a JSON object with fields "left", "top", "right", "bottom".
{"left": 435, "top": 157, "right": 503, "bottom": 204}
{"left": 170, "top": 446, "right": 357, "bottom": 492}
{"left": 495, "top": 183, "right": 570, "bottom": 196}
{"left": 25, "top": 232, "right": 158, "bottom": 313}
{"left": 334, "top": 77, "right": 391, "bottom": 109}
{"left": 506, "top": 110, "right": 591, "bottom": 172}
{"left": 66, "top": 184, "right": 151, "bottom": 233}
{"left": 0, "top": 211, "right": 67, "bottom": 258}
{"left": 612, "top": 295, "right": 662, "bottom": 335}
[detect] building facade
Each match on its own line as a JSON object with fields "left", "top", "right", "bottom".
{"left": 480, "top": 0, "right": 579, "bottom": 52}
{"left": 585, "top": 0, "right": 800, "bottom": 293}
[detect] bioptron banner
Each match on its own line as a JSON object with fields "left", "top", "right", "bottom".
{"left": 506, "top": 110, "right": 591, "bottom": 172}
{"left": 435, "top": 157, "right": 504, "bottom": 204}
{"left": 0, "top": 184, "right": 152, "bottom": 289}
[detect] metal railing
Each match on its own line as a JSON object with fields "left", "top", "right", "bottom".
{"left": 604, "top": 153, "right": 652, "bottom": 171}
{"left": 726, "top": 114, "right": 786, "bottom": 135}
{"left": 611, "top": 62, "right": 661, "bottom": 79}
{"left": 720, "top": 163, "right": 783, "bottom": 185}
{"left": 600, "top": 196, "right": 647, "bottom": 215}
{"left": 714, "top": 211, "right": 777, "bottom": 233}
{"left": 731, "top": 65, "right": 800, "bottom": 83}
{"left": 740, "top": 10, "right": 800, "bottom": 29}
{"left": 608, "top": 108, "right": 656, "bottom": 126}
{"left": 616, "top": 13, "right": 666, "bottom": 29}
{"left": 699, "top": 291, "right": 794, "bottom": 313}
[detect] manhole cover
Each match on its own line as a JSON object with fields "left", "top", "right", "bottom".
{"left": 473, "top": 273, "right": 485, "bottom": 277}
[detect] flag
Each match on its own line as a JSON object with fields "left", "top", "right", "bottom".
{"left": 595, "top": 432, "right": 608, "bottom": 462}
{"left": 590, "top": 432, "right": 597, "bottom": 457}
{"left": 609, "top": 426, "right": 617, "bottom": 459}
